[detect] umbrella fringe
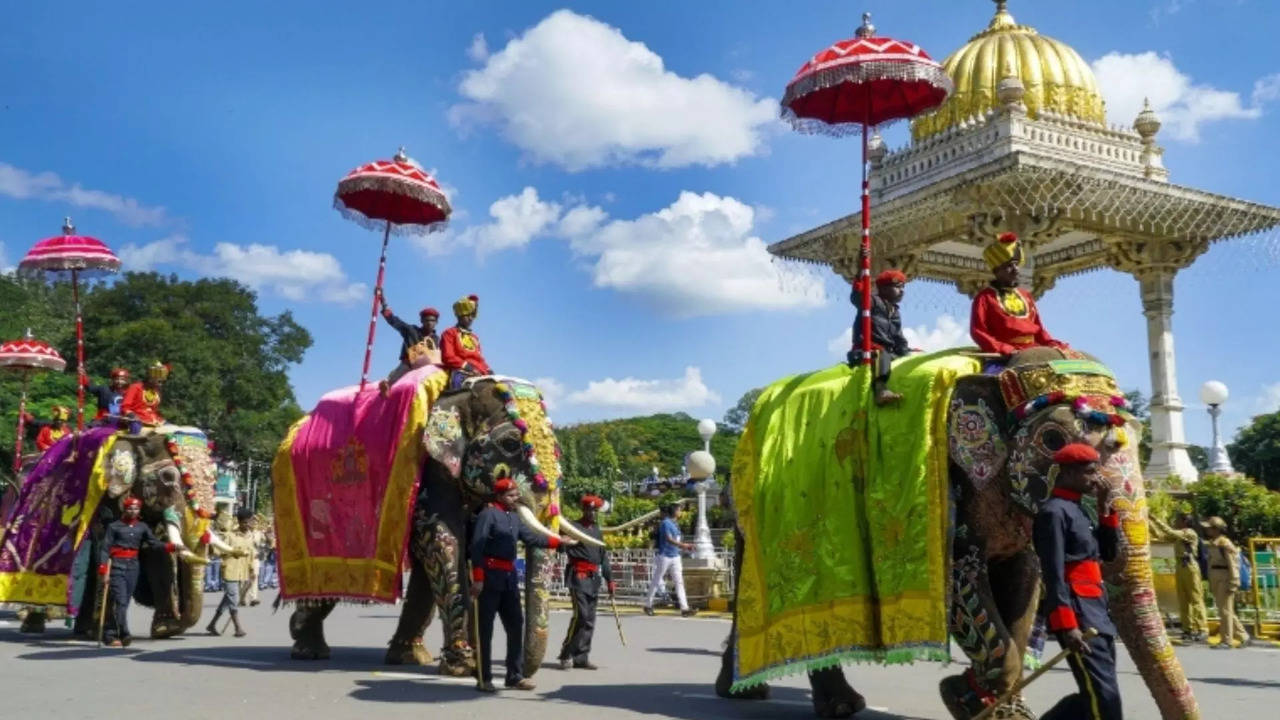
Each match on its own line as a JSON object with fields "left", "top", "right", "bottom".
{"left": 332, "top": 198, "right": 450, "bottom": 237}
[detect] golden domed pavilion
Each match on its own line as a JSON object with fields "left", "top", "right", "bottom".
{"left": 770, "top": 0, "right": 1280, "bottom": 481}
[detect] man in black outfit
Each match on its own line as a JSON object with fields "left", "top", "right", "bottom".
{"left": 1034, "top": 443, "right": 1123, "bottom": 720}
{"left": 85, "top": 367, "right": 131, "bottom": 424}
{"left": 468, "top": 478, "right": 574, "bottom": 692}
{"left": 98, "top": 496, "right": 175, "bottom": 646}
{"left": 377, "top": 287, "right": 440, "bottom": 391}
{"left": 849, "top": 247, "right": 914, "bottom": 406}
{"left": 558, "top": 494, "right": 614, "bottom": 670}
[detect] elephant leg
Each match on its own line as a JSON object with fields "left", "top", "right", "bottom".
{"left": 386, "top": 559, "right": 435, "bottom": 666}
{"left": 939, "top": 536, "right": 1036, "bottom": 720}
{"left": 18, "top": 608, "right": 46, "bottom": 634}
{"left": 290, "top": 600, "right": 336, "bottom": 660}
{"left": 809, "top": 667, "right": 867, "bottom": 719}
{"left": 144, "top": 549, "right": 182, "bottom": 638}
{"left": 716, "top": 526, "right": 769, "bottom": 701}
{"left": 421, "top": 519, "right": 472, "bottom": 676}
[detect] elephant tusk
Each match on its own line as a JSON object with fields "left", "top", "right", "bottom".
{"left": 600, "top": 498, "right": 694, "bottom": 534}
{"left": 204, "top": 528, "right": 235, "bottom": 554}
{"left": 516, "top": 505, "right": 562, "bottom": 544}
{"left": 558, "top": 517, "right": 607, "bottom": 548}
{"left": 166, "top": 523, "right": 188, "bottom": 551}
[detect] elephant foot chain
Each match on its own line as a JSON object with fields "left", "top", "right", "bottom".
{"left": 438, "top": 642, "right": 475, "bottom": 677}
{"left": 939, "top": 674, "right": 1036, "bottom": 720}
{"left": 384, "top": 637, "right": 434, "bottom": 666}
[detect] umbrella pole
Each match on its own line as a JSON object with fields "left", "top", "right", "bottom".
{"left": 859, "top": 121, "right": 873, "bottom": 366}
{"left": 12, "top": 372, "right": 30, "bottom": 475}
{"left": 359, "top": 220, "right": 392, "bottom": 392}
{"left": 72, "top": 269, "right": 86, "bottom": 433}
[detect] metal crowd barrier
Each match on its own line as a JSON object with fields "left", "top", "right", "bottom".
{"left": 1248, "top": 538, "right": 1280, "bottom": 638}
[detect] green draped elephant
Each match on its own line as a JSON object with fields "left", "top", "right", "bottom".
{"left": 715, "top": 348, "right": 1198, "bottom": 720}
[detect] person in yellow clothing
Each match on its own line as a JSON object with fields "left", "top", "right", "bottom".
{"left": 1149, "top": 514, "right": 1208, "bottom": 642}
{"left": 1203, "top": 516, "right": 1250, "bottom": 649}
{"left": 206, "top": 508, "right": 255, "bottom": 637}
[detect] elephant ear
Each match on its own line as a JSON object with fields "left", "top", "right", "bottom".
{"left": 947, "top": 377, "right": 1010, "bottom": 492}
{"left": 424, "top": 404, "right": 466, "bottom": 479}
{"left": 104, "top": 439, "right": 140, "bottom": 499}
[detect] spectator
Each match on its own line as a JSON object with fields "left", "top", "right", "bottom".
{"left": 643, "top": 504, "right": 696, "bottom": 617}
{"left": 206, "top": 508, "right": 255, "bottom": 637}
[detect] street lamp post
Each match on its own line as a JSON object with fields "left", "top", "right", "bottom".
{"left": 1200, "top": 381, "right": 1235, "bottom": 476}
{"left": 690, "top": 419, "right": 718, "bottom": 561}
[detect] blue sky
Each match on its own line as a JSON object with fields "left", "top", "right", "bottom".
{"left": 2, "top": 0, "right": 1277, "bottom": 451}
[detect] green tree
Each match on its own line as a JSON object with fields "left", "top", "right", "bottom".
{"left": 0, "top": 272, "right": 311, "bottom": 481}
{"left": 594, "top": 439, "right": 620, "bottom": 480}
{"left": 1229, "top": 411, "right": 1280, "bottom": 490}
{"left": 1188, "top": 473, "right": 1280, "bottom": 539}
{"left": 722, "top": 387, "right": 763, "bottom": 434}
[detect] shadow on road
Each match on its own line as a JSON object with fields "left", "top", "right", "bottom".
{"left": 1191, "top": 676, "right": 1280, "bottom": 689}
{"left": 129, "top": 644, "right": 390, "bottom": 671}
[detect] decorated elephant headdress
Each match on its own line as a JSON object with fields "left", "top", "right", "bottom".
{"left": 948, "top": 349, "right": 1136, "bottom": 515}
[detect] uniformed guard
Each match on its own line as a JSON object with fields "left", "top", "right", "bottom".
{"left": 557, "top": 494, "right": 614, "bottom": 670}
{"left": 98, "top": 496, "right": 176, "bottom": 646}
{"left": 1149, "top": 513, "right": 1209, "bottom": 642}
{"left": 1034, "top": 443, "right": 1122, "bottom": 720}
{"left": 468, "top": 477, "right": 573, "bottom": 692}
{"left": 1203, "top": 516, "right": 1250, "bottom": 649}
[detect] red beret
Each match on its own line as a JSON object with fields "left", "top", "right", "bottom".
{"left": 122, "top": 496, "right": 142, "bottom": 509}
{"left": 875, "top": 269, "right": 907, "bottom": 286}
{"left": 419, "top": 307, "right": 439, "bottom": 318}
{"left": 1053, "top": 443, "right": 1099, "bottom": 465}
{"left": 493, "top": 477, "right": 516, "bottom": 493}
{"left": 580, "top": 494, "right": 604, "bottom": 509}
{"left": 998, "top": 231, "right": 1018, "bottom": 244}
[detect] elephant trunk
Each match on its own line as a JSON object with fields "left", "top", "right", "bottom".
{"left": 1105, "top": 462, "right": 1200, "bottom": 719}
{"left": 521, "top": 545, "right": 553, "bottom": 677}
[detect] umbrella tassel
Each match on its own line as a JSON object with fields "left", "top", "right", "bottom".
{"left": 359, "top": 220, "right": 392, "bottom": 392}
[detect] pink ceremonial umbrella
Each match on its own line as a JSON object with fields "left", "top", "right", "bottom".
{"left": 0, "top": 330, "right": 67, "bottom": 474}
{"left": 334, "top": 147, "right": 452, "bottom": 391}
{"left": 19, "top": 218, "right": 121, "bottom": 431}
{"left": 781, "top": 12, "right": 951, "bottom": 364}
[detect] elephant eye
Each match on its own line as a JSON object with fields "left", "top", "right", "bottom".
{"left": 1040, "top": 427, "right": 1068, "bottom": 452}
{"left": 497, "top": 434, "right": 522, "bottom": 455}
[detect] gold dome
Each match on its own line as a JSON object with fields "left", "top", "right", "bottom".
{"left": 912, "top": 1, "right": 1106, "bottom": 140}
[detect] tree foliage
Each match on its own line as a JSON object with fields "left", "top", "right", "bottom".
{"left": 1186, "top": 473, "right": 1280, "bottom": 540}
{"left": 722, "top": 387, "right": 763, "bottom": 434}
{"left": 1, "top": 272, "right": 311, "bottom": 485}
{"left": 1229, "top": 411, "right": 1280, "bottom": 490}
{"left": 553, "top": 412, "right": 739, "bottom": 484}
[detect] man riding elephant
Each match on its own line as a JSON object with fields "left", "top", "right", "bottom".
{"left": 970, "top": 233, "right": 1068, "bottom": 358}
{"left": 716, "top": 347, "right": 1199, "bottom": 720}
{"left": 440, "top": 294, "right": 491, "bottom": 390}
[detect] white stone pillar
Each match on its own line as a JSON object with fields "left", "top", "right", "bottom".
{"left": 1138, "top": 269, "right": 1199, "bottom": 482}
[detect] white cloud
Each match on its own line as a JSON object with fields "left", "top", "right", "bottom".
{"left": 457, "top": 186, "right": 562, "bottom": 255}
{"left": 1148, "top": 0, "right": 1192, "bottom": 25}
{"left": 562, "top": 191, "right": 827, "bottom": 315}
{"left": 424, "top": 188, "right": 826, "bottom": 314}
{"left": 119, "top": 235, "right": 366, "bottom": 303}
{"left": 467, "top": 33, "right": 489, "bottom": 62}
{"left": 567, "top": 366, "right": 720, "bottom": 413}
{"left": 1256, "top": 382, "right": 1280, "bottom": 413}
{"left": 451, "top": 9, "right": 776, "bottom": 170}
{"left": 1091, "top": 52, "right": 1274, "bottom": 142}
{"left": 904, "top": 314, "right": 968, "bottom": 352}
{"left": 826, "top": 313, "right": 968, "bottom": 356}
{"left": 0, "top": 161, "right": 170, "bottom": 227}
{"left": 533, "top": 377, "right": 566, "bottom": 411}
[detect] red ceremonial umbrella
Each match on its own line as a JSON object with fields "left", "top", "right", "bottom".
{"left": 19, "top": 217, "right": 121, "bottom": 432}
{"left": 0, "top": 330, "right": 67, "bottom": 474}
{"left": 333, "top": 147, "right": 452, "bottom": 391}
{"left": 781, "top": 12, "right": 951, "bottom": 364}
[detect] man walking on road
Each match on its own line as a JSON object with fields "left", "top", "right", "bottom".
{"left": 558, "top": 495, "right": 614, "bottom": 670}
{"left": 1204, "top": 516, "right": 1250, "bottom": 649}
{"left": 1150, "top": 513, "right": 1209, "bottom": 642}
{"left": 206, "top": 508, "right": 254, "bottom": 637}
{"left": 644, "top": 503, "right": 696, "bottom": 618}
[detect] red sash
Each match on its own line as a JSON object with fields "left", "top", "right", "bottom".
{"left": 1065, "top": 559, "right": 1103, "bottom": 598}
{"left": 109, "top": 548, "right": 139, "bottom": 559}
{"left": 483, "top": 557, "right": 514, "bottom": 572}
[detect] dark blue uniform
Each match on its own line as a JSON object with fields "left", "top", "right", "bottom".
{"left": 469, "top": 503, "right": 559, "bottom": 685}
{"left": 1034, "top": 488, "right": 1122, "bottom": 720}
{"left": 558, "top": 521, "right": 612, "bottom": 665}
{"left": 99, "top": 518, "right": 170, "bottom": 643}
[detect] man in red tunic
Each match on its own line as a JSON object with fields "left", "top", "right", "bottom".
{"left": 440, "top": 294, "right": 492, "bottom": 386}
{"left": 969, "top": 233, "right": 1068, "bottom": 356}
{"left": 121, "top": 362, "right": 169, "bottom": 427}
{"left": 35, "top": 406, "right": 70, "bottom": 451}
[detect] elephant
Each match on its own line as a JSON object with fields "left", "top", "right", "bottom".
{"left": 714, "top": 348, "right": 1199, "bottom": 720}
{"left": 287, "top": 377, "right": 604, "bottom": 679}
{"left": 18, "top": 427, "right": 227, "bottom": 638}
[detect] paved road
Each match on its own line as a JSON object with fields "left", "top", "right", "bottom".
{"left": 1, "top": 597, "right": 1276, "bottom": 719}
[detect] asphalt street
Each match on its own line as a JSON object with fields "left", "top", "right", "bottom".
{"left": 0, "top": 596, "right": 1276, "bottom": 719}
